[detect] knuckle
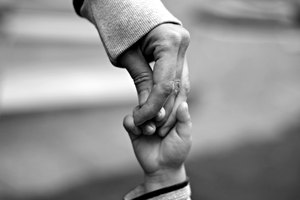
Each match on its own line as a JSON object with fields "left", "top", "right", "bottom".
{"left": 168, "top": 31, "right": 182, "bottom": 47}
{"left": 173, "top": 79, "right": 181, "bottom": 95}
{"left": 159, "top": 31, "right": 182, "bottom": 50}
{"left": 157, "top": 80, "right": 190, "bottom": 97}
{"left": 180, "top": 29, "right": 190, "bottom": 47}
{"left": 158, "top": 81, "right": 175, "bottom": 96}
{"left": 166, "top": 28, "right": 190, "bottom": 48}
{"left": 133, "top": 72, "right": 152, "bottom": 86}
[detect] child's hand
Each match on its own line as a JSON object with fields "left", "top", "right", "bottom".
{"left": 123, "top": 102, "right": 192, "bottom": 193}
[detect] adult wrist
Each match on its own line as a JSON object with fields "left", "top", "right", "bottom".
{"left": 143, "top": 165, "right": 187, "bottom": 193}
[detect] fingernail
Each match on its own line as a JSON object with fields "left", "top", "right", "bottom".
{"left": 182, "top": 102, "right": 188, "bottom": 111}
{"left": 145, "top": 123, "right": 156, "bottom": 135}
{"left": 156, "top": 108, "right": 166, "bottom": 121}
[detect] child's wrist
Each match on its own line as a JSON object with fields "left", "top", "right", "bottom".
{"left": 143, "top": 165, "right": 187, "bottom": 193}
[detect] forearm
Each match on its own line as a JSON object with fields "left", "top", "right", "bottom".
{"left": 73, "top": 0, "right": 181, "bottom": 66}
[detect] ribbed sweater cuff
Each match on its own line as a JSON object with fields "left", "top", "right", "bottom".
{"left": 79, "top": 0, "right": 181, "bottom": 66}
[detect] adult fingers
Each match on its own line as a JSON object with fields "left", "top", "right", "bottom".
{"left": 155, "top": 93, "right": 175, "bottom": 127}
{"left": 133, "top": 49, "right": 178, "bottom": 125}
{"left": 141, "top": 107, "right": 166, "bottom": 135}
{"left": 134, "top": 27, "right": 190, "bottom": 126}
{"left": 133, "top": 78, "right": 176, "bottom": 125}
{"left": 132, "top": 106, "right": 156, "bottom": 136}
{"left": 119, "top": 46, "right": 158, "bottom": 132}
{"left": 119, "top": 45, "right": 153, "bottom": 105}
{"left": 155, "top": 27, "right": 190, "bottom": 128}
{"left": 158, "top": 58, "right": 190, "bottom": 137}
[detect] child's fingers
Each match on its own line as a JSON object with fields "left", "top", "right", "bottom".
{"left": 131, "top": 106, "right": 165, "bottom": 136}
{"left": 132, "top": 106, "right": 154, "bottom": 135}
{"left": 123, "top": 115, "right": 142, "bottom": 139}
{"left": 142, "top": 107, "right": 165, "bottom": 135}
{"left": 142, "top": 121, "right": 156, "bottom": 135}
{"left": 133, "top": 81, "right": 174, "bottom": 126}
{"left": 155, "top": 107, "right": 166, "bottom": 122}
{"left": 175, "top": 102, "right": 192, "bottom": 139}
{"left": 157, "top": 93, "right": 187, "bottom": 137}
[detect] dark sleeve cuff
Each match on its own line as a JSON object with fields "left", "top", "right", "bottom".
{"left": 124, "top": 179, "right": 191, "bottom": 200}
{"left": 132, "top": 180, "right": 189, "bottom": 200}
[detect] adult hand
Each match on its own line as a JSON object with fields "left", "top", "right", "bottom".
{"left": 123, "top": 102, "right": 192, "bottom": 192}
{"left": 118, "top": 23, "right": 190, "bottom": 136}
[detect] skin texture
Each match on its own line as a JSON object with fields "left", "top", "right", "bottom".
{"left": 123, "top": 102, "right": 192, "bottom": 192}
{"left": 119, "top": 23, "right": 190, "bottom": 136}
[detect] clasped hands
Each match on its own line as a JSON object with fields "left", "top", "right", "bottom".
{"left": 119, "top": 24, "right": 192, "bottom": 193}
{"left": 119, "top": 23, "right": 190, "bottom": 137}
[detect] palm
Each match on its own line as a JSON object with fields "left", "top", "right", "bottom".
{"left": 132, "top": 127, "right": 190, "bottom": 175}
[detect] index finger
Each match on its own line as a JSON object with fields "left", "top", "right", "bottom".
{"left": 133, "top": 54, "right": 178, "bottom": 125}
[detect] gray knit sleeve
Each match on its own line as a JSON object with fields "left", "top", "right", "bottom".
{"left": 78, "top": 0, "right": 181, "bottom": 66}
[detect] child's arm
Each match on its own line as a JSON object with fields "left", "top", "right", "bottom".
{"left": 123, "top": 102, "right": 192, "bottom": 200}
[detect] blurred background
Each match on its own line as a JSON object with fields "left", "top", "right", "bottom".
{"left": 0, "top": 0, "right": 300, "bottom": 199}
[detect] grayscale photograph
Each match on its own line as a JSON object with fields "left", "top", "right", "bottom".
{"left": 0, "top": 0, "right": 300, "bottom": 199}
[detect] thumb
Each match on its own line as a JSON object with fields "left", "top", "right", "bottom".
{"left": 175, "top": 102, "right": 192, "bottom": 139}
{"left": 120, "top": 46, "right": 153, "bottom": 105}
